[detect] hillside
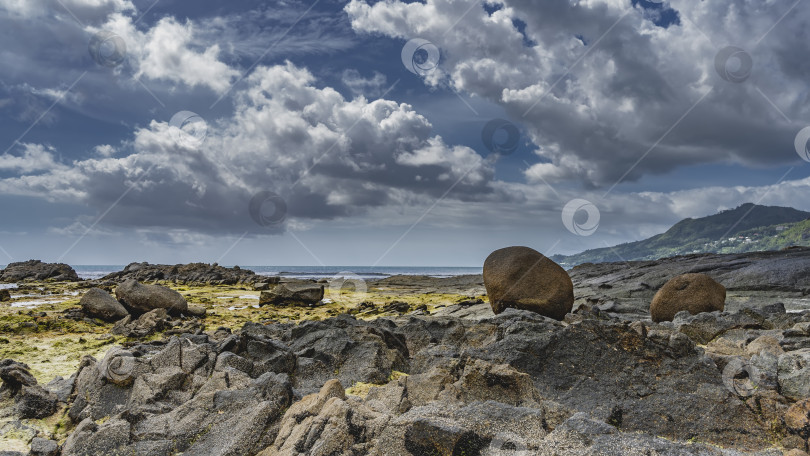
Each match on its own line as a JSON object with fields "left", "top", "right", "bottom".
{"left": 552, "top": 203, "right": 810, "bottom": 266}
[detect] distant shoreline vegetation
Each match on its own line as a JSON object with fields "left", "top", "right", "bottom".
{"left": 553, "top": 203, "right": 810, "bottom": 267}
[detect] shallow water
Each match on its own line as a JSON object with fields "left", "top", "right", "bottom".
{"left": 11, "top": 299, "right": 67, "bottom": 308}
{"left": 70, "top": 265, "right": 482, "bottom": 280}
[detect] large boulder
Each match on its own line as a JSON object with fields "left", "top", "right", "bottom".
{"left": 259, "top": 283, "right": 324, "bottom": 307}
{"left": 650, "top": 273, "right": 726, "bottom": 323}
{"left": 0, "top": 289, "right": 10, "bottom": 302}
{"left": 80, "top": 288, "right": 129, "bottom": 322}
{"left": 114, "top": 279, "right": 187, "bottom": 315}
{"left": 0, "top": 260, "right": 79, "bottom": 282}
{"left": 483, "top": 246, "right": 574, "bottom": 320}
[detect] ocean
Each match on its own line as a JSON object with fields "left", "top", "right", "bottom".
{"left": 0, "top": 265, "right": 482, "bottom": 281}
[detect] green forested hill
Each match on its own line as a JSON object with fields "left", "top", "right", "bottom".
{"left": 552, "top": 203, "right": 810, "bottom": 266}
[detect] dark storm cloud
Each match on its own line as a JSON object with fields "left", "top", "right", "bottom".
{"left": 347, "top": 0, "right": 810, "bottom": 187}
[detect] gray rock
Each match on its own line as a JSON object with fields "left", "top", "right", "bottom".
{"left": 0, "top": 359, "right": 38, "bottom": 390}
{"left": 259, "top": 283, "right": 324, "bottom": 306}
{"left": 253, "top": 278, "right": 280, "bottom": 290}
{"left": 80, "top": 288, "right": 129, "bottom": 322}
{"left": 214, "top": 352, "right": 254, "bottom": 375}
{"left": 778, "top": 349, "right": 810, "bottom": 400}
{"left": 0, "top": 359, "right": 58, "bottom": 419}
{"left": 62, "top": 418, "right": 131, "bottom": 456}
{"left": 538, "top": 413, "right": 783, "bottom": 456}
{"left": 749, "top": 351, "right": 780, "bottom": 391}
{"left": 69, "top": 354, "right": 143, "bottom": 421}
{"left": 45, "top": 374, "right": 75, "bottom": 402}
{"left": 29, "top": 437, "right": 59, "bottom": 456}
{"left": 673, "top": 310, "right": 764, "bottom": 345}
{"left": 0, "top": 260, "right": 79, "bottom": 282}
{"left": 111, "top": 308, "right": 169, "bottom": 338}
{"left": 464, "top": 317, "right": 768, "bottom": 448}
{"left": 16, "top": 384, "right": 58, "bottom": 418}
{"left": 185, "top": 304, "right": 206, "bottom": 317}
{"left": 115, "top": 279, "right": 188, "bottom": 315}
{"left": 375, "top": 401, "right": 547, "bottom": 456}
{"left": 98, "top": 261, "right": 264, "bottom": 286}
{"left": 183, "top": 400, "right": 282, "bottom": 456}
{"left": 43, "top": 297, "right": 808, "bottom": 455}
{"left": 128, "top": 366, "right": 186, "bottom": 406}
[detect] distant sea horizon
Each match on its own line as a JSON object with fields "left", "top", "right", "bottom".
{"left": 0, "top": 264, "right": 483, "bottom": 281}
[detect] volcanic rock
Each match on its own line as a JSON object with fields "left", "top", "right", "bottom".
{"left": 0, "top": 260, "right": 79, "bottom": 282}
{"left": 18, "top": 278, "right": 810, "bottom": 455}
{"left": 100, "top": 262, "right": 268, "bottom": 285}
{"left": 483, "top": 246, "right": 574, "bottom": 320}
{"left": 114, "top": 279, "right": 188, "bottom": 315}
{"left": 259, "top": 283, "right": 324, "bottom": 307}
{"left": 29, "top": 438, "right": 60, "bottom": 456}
{"left": 0, "top": 359, "right": 58, "bottom": 419}
{"left": 778, "top": 349, "right": 810, "bottom": 401}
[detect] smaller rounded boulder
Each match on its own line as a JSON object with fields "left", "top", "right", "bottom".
{"left": 650, "top": 273, "right": 725, "bottom": 322}
{"left": 80, "top": 288, "right": 129, "bottom": 322}
{"left": 483, "top": 246, "right": 574, "bottom": 320}
{"left": 115, "top": 279, "right": 188, "bottom": 316}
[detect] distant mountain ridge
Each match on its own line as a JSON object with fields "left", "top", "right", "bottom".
{"left": 552, "top": 203, "right": 810, "bottom": 267}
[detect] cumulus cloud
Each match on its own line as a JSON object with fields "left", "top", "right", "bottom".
{"left": 3, "top": 0, "right": 809, "bottom": 260}
{"left": 0, "top": 62, "right": 495, "bottom": 235}
{"left": 342, "top": 69, "right": 388, "bottom": 98}
{"left": 127, "top": 17, "right": 239, "bottom": 93}
{"left": 346, "top": 0, "right": 810, "bottom": 188}
{"left": 93, "top": 144, "right": 115, "bottom": 156}
{"left": 0, "top": 0, "right": 358, "bottom": 133}
{"left": 0, "top": 143, "right": 64, "bottom": 173}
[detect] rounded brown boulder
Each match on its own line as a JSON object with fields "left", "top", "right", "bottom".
{"left": 483, "top": 246, "right": 574, "bottom": 320}
{"left": 650, "top": 273, "right": 726, "bottom": 322}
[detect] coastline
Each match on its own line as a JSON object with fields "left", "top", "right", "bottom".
{"left": 0, "top": 265, "right": 483, "bottom": 281}
{"left": 3, "top": 250, "right": 810, "bottom": 453}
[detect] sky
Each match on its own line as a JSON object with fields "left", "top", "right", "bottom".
{"left": 0, "top": 0, "right": 809, "bottom": 267}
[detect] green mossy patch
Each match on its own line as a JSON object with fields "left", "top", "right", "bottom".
{"left": 0, "top": 281, "right": 472, "bottom": 387}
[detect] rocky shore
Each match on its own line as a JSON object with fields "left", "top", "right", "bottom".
{"left": 95, "top": 262, "right": 267, "bottom": 286}
{"left": 0, "top": 261, "right": 79, "bottom": 283}
{"left": 2, "top": 249, "right": 810, "bottom": 455}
